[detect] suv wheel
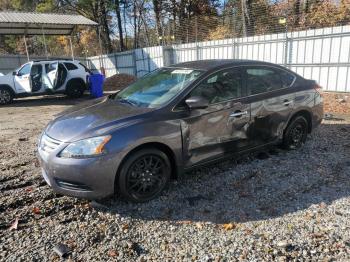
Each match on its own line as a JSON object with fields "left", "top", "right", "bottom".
{"left": 65, "top": 79, "right": 85, "bottom": 98}
{"left": 282, "top": 116, "right": 308, "bottom": 150}
{"left": 0, "top": 87, "right": 14, "bottom": 105}
{"left": 117, "top": 148, "right": 171, "bottom": 203}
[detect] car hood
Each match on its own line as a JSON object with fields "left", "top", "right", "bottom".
{"left": 45, "top": 97, "right": 154, "bottom": 142}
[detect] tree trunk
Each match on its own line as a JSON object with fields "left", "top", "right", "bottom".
{"left": 294, "top": 0, "right": 301, "bottom": 26}
{"left": 153, "top": 0, "right": 162, "bottom": 45}
{"left": 115, "top": 0, "right": 125, "bottom": 51}
{"left": 241, "top": 0, "right": 254, "bottom": 37}
{"left": 133, "top": 1, "right": 138, "bottom": 49}
{"left": 100, "top": 0, "right": 113, "bottom": 53}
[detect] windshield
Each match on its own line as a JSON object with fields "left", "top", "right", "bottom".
{"left": 114, "top": 68, "right": 203, "bottom": 108}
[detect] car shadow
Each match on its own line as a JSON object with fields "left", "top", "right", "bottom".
{"left": 2, "top": 94, "right": 93, "bottom": 108}
{"left": 95, "top": 121, "right": 350, "bottom": 224}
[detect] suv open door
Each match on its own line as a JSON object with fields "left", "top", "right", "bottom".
{"left": 46, "top": 61, "right": 67, "bottom": 90}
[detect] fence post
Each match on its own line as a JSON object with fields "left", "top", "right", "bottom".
{"left": 162, "top": 46, "right": 175, "bottom": 66}
{"left": 196, "top": 45, "right": 200, "bottom": 60}
{"left": 114, "top": 53, "right": 118, "bottom": 74}
{"left": 132, "top": 49, "right": 137, "bottom": 77}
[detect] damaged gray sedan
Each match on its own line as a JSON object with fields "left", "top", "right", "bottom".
{"left": 38, "top": 60, "right": 323, "bottom": 202}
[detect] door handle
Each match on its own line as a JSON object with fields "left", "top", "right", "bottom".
{"left": 230, "top": 110, "right": 248, "bottom": 118}
{"left": 283, "top": 100, "right": 293, "bottom": 106}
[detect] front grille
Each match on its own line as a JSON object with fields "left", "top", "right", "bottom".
{"left": 40, "top": 134, "right": 62, "bottom": 153}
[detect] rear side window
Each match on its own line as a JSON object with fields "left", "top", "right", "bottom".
{"left": 64, "top": 62, "right": 78, "bottom": 71}
{"left": 279, "top": 70, "right": 295, "bottom": 87}
{"left": 245, "top": 68, "right": 283, "bottom": 95}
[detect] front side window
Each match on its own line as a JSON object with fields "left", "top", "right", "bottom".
{"left": 190, "top": 68, "right": 242, "bottom": 104}
{"left": 246, "top": 67, "right": 290, "bottom": 95}
{"left": 115, "top": 68, "right": 202, "bottom": 108}
{"left": 18, "top": 64, "right": 31, "bottom": 76}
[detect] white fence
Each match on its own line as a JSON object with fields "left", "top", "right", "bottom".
{"left": 1, "top": 25, "right": 350, "bottom": 92}
{"left": 87, "top": 25, "right": 350, "bottom": 92}
{"left": 167, "top": 25, "right": 350, "bottom": 93}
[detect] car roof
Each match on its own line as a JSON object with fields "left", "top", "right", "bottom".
{"left": 167, "top": 59, "right": 284, "bottom": 71}
{"left": 32, "top": 59, "right": 80, "bottom": 64}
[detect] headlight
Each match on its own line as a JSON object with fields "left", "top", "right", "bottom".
{"left": 59, "top": 135, "right": 111, "bottom": 158}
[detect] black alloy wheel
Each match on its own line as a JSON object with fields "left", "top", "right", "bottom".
{"left": 0, "top": 87, "right": 13, "bottom": 105}
{"left": 282, "top": 116, "right": 308, "bottom": 150}
{"left": 118, "top": 148, "right": 171, "bottom": 202}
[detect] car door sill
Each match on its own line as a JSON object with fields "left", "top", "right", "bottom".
{"left": 183, "top": 140, "right": 280, "bottom": 172}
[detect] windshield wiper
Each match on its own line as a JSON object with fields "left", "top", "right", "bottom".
{"left": 117, "top": 98, "right": 138, "bottom": 107}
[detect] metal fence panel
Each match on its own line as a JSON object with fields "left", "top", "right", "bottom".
{"left": 1, "top": 25, "right": 349, "bottom": 92}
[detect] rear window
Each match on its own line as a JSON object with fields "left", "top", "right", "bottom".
{"left": 79, "top": 62, "right": 92, "bottom": 74}
{"left": 64, "top": 62, "right": 78, "bottom": 71}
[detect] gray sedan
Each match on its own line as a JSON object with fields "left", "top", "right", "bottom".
{"left": 38, "top": 60, "right": 323, "bottom": 202}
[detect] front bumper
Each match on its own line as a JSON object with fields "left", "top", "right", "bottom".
{"left": 38, "top": 137, "right": 119, "bottom": 200}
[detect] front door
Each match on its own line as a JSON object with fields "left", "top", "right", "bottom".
{"left": 30, "top": 64, "right": 43, "bottom": 92}
{"left": 243, "top": 66, "right": 296, "bottom": 145}
{"left": 14, "top": 63, "right": 32, "bottom": 93}
{"left": 180, "top": 67, "right": 251, "bottom": 167}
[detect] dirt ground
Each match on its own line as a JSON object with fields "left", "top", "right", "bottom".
{"left": 1, "top": 95, "right": 350, "bottom": 261}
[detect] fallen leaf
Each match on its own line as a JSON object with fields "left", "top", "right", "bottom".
{"left": 245, "top": 228, "right": 253, "bottom": 235}
{"left": 177, "top": 220, "right": 192, "bottom": 225}
{"left": 195, "top": 222, "right": 203, "bottom": 229}
{"left": 25, "top": 187, "right": 33, "bottom": 193}
{"left": 9, "top": 217, "right": 19, "bottom": 230}
{"left": 223, "top": 223, "right": 236, "bottom": 231}
{"left": 108, "top": 249, "right": 118, "bottom": 257}
{"left": 122, "top": 223, "right": 129, "bottom": 230}
{"left": 32, "top": 207, "right": 41, "bottom": 215}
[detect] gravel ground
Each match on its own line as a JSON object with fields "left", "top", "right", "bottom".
{"left": 0, "top": 95, "right": 350, "bottom": 261}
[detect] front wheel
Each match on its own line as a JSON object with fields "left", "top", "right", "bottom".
{"left": 0, "top": 87, "right": 14, "bottom": 105}
{"left": 117, "top": 148, "right": 171, "bottom": 203}
{"left": 282, "top": 116, "right": 309, "bottom": 150}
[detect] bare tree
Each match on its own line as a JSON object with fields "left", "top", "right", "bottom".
{"left": 114, "top": 0, "right": 125, "bottom": 51}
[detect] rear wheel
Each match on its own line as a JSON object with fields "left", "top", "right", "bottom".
{"left": 65, "top": 79, "right": 85, "bottom": 98}
{"left": 282, "top": 116, "right": 308, "bottom": 150}
{"left": 117, "top": 148, "right": 171, "bottom": 203}
{"left": 0, "top": 87, "right": 14, "bottom": 105}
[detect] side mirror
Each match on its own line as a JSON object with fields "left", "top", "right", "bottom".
{"left": 185, "top": 96, "right": 209, "bottom": 110}
{"left": 12, "top": 71, "right": 17, "bottom": 76}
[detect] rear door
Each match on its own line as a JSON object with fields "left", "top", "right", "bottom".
{"left": 180, "top": 67, "right": 252, "bottom": 167}
{"left": 243, "top": 66, "right": 296, "bottom": 145}
{"left": 46, "top": 61, "right": 58, "bottom": 90}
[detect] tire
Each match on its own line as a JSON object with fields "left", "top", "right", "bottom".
{"left": 65, "top": 79, "right": 85, "bottom": 98}
{"left": 282, "top": 115, "right": 309, "bottom": 150}
{"left": 117, "top": 148, "right": 171, "bottom": 203}
{"left": 0, "top": 86, "right": 14, "bottom": 105}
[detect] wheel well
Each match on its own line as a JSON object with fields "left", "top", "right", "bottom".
{"left": 116, "top": 142, "right": 178, "bottom": 182}
{"left": 0, "top": 84, "right": 15, "bottom": 96}
{"left": 289, "top": 110, "right": 312, "bottom": 133}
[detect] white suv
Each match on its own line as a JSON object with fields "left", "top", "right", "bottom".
{"left": 0, "top": 60, "right": 91, "bottom": 104}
